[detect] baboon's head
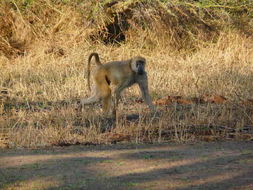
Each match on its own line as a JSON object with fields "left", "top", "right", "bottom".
{"left": 131, "top": 56, "right": 146, "bottom": 75}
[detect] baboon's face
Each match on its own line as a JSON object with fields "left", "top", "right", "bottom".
{"left": 131, "top": 57, "right": 146, "bottom": 75}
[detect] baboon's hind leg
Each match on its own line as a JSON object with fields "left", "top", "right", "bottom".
{"left": 80, "top": 86, "right": 100, "bottom": 106}
{"left": 100, "top": 83, "right": 113, "bottom": 116}
{"left": 81, "top": 94, "right": 100, "bottom": 105}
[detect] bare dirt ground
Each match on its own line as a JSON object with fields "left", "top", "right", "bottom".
{"left": 0, "top": 142, "right": 253, "bottom": 190}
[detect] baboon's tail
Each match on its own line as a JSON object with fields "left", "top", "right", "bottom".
{"left": 87, "top": 53, "right": 102, "bottom": 91}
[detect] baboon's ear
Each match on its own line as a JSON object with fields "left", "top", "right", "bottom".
{"left": 130, "top": 59, "right": 138, "bottom": 73}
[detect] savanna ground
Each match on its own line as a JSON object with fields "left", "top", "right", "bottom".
{"left": 1, "top": 0, "right": 253, "bottom": 189}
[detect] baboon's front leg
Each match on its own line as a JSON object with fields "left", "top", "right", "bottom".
{"left": 137, "top": 74, "right": 156, "bottom": 112}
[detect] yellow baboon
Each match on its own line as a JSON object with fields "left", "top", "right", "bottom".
{"left": 81, "top": 53, "right": 156, "bottom": 116}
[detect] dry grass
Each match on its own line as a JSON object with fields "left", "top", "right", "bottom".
{"left": 1, "top": 0, "right": 253, "bottom": 148}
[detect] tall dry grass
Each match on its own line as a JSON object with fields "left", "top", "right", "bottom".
{"left": 1, "top": 0, "right": 253, "bottom": 147}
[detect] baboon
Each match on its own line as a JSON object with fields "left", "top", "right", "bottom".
{"left": 81, "top": 52, "right": 156, "bottom": 116}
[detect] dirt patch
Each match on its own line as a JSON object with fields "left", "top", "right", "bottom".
{"left": 0, "top": 142, "right": 253, "bottom": 190}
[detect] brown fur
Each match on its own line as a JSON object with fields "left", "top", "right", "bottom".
{"left": 81, "top": 53, "right": 156, "bottom": 117}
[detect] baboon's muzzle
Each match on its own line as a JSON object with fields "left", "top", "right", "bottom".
{"left": 137, "top": 69, "right": 144, "bottom": 75}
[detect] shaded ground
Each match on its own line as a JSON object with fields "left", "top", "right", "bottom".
{"left": 0, "top": 142, "right": 253, "bottom": 190}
